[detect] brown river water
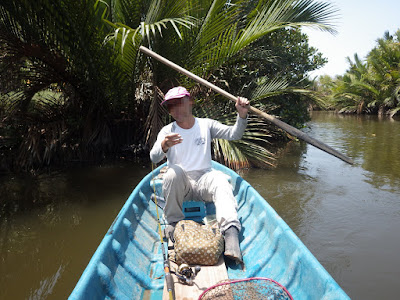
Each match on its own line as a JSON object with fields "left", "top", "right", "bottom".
{"left": 1, "top": 111, "right": 399, "bottom": 299}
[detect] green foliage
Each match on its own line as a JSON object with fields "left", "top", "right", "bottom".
{"left": 219, "top": 28, "right": 327, "bottom": 128}
{"left": 0, "top": 0, "right": 136, "bottom": 171}
{"left": 1, "top": 0, "right": 337, "bottom": 171}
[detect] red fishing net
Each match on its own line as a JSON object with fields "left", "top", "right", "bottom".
{"left": 198, "top": 277, "right": 293, "bottom": 300}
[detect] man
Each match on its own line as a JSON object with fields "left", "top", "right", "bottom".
{"left": 150, "top": 86, "right": 249, "bottom": 263}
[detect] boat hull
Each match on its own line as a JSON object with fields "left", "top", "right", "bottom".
{"left": 69, "top": 161, "right": 350, "bottom": 299}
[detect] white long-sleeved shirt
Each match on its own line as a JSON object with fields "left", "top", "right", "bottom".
{"left": 150, "top": 115, "right": 247, "bottom": 172}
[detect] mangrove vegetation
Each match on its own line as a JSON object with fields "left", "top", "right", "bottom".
{"left": 315, "top": 29, "right": 400, "bottom": 117}
{"left": 0, "top": 0, "right": 338, "bottom": 173}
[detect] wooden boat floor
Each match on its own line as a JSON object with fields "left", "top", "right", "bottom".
{"left": 162, "top": 255, "right": 228, "bottom": 300}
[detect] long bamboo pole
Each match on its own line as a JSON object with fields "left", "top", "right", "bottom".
{"left": 139, "top": 46, "right": 354, "bottom": 165}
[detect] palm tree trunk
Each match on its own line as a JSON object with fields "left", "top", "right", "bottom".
{"left": 357, "top": 100, "right": 365, "bottom": 114}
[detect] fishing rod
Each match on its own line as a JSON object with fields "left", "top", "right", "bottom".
{"left": 161, "top": 240, "right": 175, "bottom": 300}
{"left": 151, "top": 164, "right": 175, "bottom": 300}
{"left": 139, "top": 46, "right": 354, "bottom": 165}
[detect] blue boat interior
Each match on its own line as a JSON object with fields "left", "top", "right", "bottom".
{"left": 69, "top": 162, "right": 349, "bottom": 300}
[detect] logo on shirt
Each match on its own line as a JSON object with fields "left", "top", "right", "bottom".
{"left": 195, "top": 137, "right": 205, "bottom": 145}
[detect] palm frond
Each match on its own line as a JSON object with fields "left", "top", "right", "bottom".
{"left": 290, "top": 87, "right": 329, "bottom": 109}
{"left": 0, "top": 0, "right": 131, "bottom": 170}
{"left": 249, "top": 77, "right": 289, "bottom": 101}
{"left": 104, "top": 0, "right": 196, "bottom": 51}
{"left": 195, "top": 103, "right": 276, "bottom": 169}
{"left": 190, "top": 0, "right": 337, "bottom": 75}
{"left": 186, "top": 0, "right": 240, "bottom": 70}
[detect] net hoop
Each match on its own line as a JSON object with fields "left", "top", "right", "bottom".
{"left": 198, "top": 277, "right": 293, "bottom": 300}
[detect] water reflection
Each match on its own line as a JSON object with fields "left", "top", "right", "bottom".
{"left": 241, "top": 141, "right": 312, "bottom": 231}
{"left": 242, "top": 112, "right": 400, "bottom": 299}
{"left": 29, "top": 264, "right": 65, "bottom": 300}
{"left": 309, "top": 112, "right": 400, "bottom": 189}
{"left": 0, "top": 162, "right": 150, "bottom": 300}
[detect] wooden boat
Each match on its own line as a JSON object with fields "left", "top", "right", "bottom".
{"left": 69, "top": 161, "right": 350, "bottom": 300}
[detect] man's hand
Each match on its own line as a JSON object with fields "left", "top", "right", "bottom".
{"left": 235, "top": 97, "right": 250, "bottom": 119}
{"left": 161, "top": 133, "right": 183, "bottom": 152}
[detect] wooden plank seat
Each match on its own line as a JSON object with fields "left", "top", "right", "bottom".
{"left": 162, "top": 241, "right": 229, "bottom": 300}
{"left": 160, "top": 204, "right": 228, "bottom": 299}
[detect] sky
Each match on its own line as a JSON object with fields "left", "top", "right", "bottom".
{"left": 302, "top": 0, "right": 400, "bottom": 78}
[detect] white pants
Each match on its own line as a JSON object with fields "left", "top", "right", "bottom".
{"left": 162, "top": 164, "right": 241, "bottom": 234}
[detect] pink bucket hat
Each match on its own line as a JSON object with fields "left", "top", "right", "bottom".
{"left": 161, "top": 86, "right": 190, "bottom": 105}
